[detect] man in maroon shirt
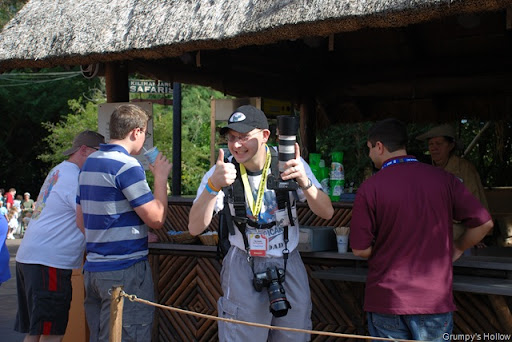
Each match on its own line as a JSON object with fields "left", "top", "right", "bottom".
{"left": 350, "top": 119, "right": 493, "bottom": 341}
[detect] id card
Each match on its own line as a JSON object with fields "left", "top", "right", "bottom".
{"left": 249, "top": 233, "right": 268, "bottom": 257}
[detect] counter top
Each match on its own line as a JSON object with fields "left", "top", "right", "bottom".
{"left": 312, "top": 266, "right": 512, "bottom": 296}
{"left": 150, "top": 243, "right": 217, "bottom": 252}
{"left": 149, "top": 243, "right": 512, "bottom": 295}
{"left": 149, "top": 243, "right": 512, "bottom": 269}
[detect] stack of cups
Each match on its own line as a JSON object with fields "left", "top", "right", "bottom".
{"left": 334, "top": 227, "right": 350, "bottom": 253}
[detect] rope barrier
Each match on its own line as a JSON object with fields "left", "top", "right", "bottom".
{"left": 118, "top": 290, "right": 426, "bottom": 342}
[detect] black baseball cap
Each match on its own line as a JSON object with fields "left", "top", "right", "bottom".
{"left": 220, "top": 105, "right": 269, "bottom": 135}
{"left": 62, "top": 130, "right": 105, "bottom": 156}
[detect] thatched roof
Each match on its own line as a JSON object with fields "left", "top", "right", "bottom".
{"left": 1, "top": 0, "right": 511, "bottom": 71}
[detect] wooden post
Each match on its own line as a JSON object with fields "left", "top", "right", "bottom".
{"left": 328, "top": 34, "right": 334, "bottom": 51}
{"left": 109, "top": 285, "right": 124, "bottom": 342}
{"left": 172, "top": 82, "right": 182, "bottom": 196}
{"left": 210, "top": 98, "right": 217, "bottom": 167}
{"left": 105, "top": 62, "right": 129, "bottom": 103}
{"left": 507, "top": 7, "right": 512, "bottom": 30}
{"left": 299, "top": 99, "right": 316, "bottom": 160}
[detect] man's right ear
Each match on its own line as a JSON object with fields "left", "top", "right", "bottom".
{"left": 375, "top": 141, "right": 385, "bottom": 154}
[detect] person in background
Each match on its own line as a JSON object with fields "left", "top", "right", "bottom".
{"left": 0, "top": 213, "right": 10, "bottom": 286}
{"left": 5, "top": 188, "right": 15, "bottom": 210}
{"left": 14, "top": 130, "right": 105, "bottom": 342}
{"left": 189, "top": 105, "right": 333, "bottom": 342}
{"left": 77, "top": 104, "right": 172, "bottom": 342}
{"left": 21, "top": 192, "right": 35, "bottom": 235}
{"left": 14, "top": 194, "right": 23, "bottom": 236}
{"left": 22, "top": 212, "right": 32, "bottom": 233}
{"left": 6, "top": 206, "right": 19, "bottom": 240}
{"left": 350, "top": 118, "right": 493, "bottom": 341}
{"left": 416, "top": 124, "right": 489, "bottom": 240}
{"left": 0, "top": 188, "right": 5, "bottom": 205}
{"left": 0, "top": 200, "right": 7, "bottom": 220}
{"left": 14, "top": 194, "right": 22, "bottom": 210}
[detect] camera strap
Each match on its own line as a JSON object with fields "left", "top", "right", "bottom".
{"left": 275, "top": 190, "right": 291, "bottom": 274}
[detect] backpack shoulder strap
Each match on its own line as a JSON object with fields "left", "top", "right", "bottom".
{"left": 222, "top": 155, "right": 246, "bottom": 235}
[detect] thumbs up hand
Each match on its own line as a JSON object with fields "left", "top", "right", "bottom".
{"left": 210, "top": 149, "right": 237, "bottom": 189}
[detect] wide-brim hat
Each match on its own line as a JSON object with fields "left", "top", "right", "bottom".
{"left": 62, "top": 130, "right": 105, "bottom": 156}
{"left": 220, "top": 105, "right": 269, "bottom": 135}
{"left": 416, "top": 124, "right": 463, "bottom": 149}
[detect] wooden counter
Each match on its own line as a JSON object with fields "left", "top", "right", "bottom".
{"left": 147, "top": 198, "right": 512, "bottom": 341}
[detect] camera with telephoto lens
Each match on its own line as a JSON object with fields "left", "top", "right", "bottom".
{"left": 252, "top": 266, "right": 291, "bottom": 317}
{"left": 267, "top": 115, "right": 299, "bottom": 191}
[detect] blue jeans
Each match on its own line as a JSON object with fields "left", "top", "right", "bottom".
{"left": 367, "top": 312, "right": 453, "bottom": 341}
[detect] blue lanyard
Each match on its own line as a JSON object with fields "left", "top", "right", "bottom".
{"left": 381, "top": 157, "right": 418, "bottom": 169}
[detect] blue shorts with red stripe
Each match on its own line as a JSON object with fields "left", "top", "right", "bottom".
{"left": 15, "top": 262, "right": 73, "bottom": 336}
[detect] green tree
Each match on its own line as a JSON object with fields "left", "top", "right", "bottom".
{"left": 134, "top": 84, "right": 228, "bottom": 195}
{"left": 0, "top": 0, "right": 28, "bottom": 28}
{"left": 0, "top": 68, "right": 102, "bottom": 194}
{"left": 41, "top": 84, "right": 228, "bottom": 195}
{"left": 39, "top": 93, "right": 104, "bottom": 165}
{"left": 316, "top": 119, "right": 512, "bottom": 190}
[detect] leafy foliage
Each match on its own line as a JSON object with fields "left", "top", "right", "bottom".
{"left": 0, "top": 68, "right": 102, "bottom": 194}
{"left": 316, "top": 119, "right": 512, "bottom": 190}
{"left": 39, "top": 93, "right": 104, "bottom": 165}
{"left": 0, "top": 0, "right": 28, "bottom": 28}
{"left": 41, "top": 83, "right": 227, "bottom": 195}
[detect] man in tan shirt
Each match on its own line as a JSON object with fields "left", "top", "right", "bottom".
{"left": 417, "top": 124, "right": 489, "bottom": 239}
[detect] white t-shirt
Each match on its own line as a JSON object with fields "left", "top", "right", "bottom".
{"left": 195, "top": 155, "right": 321, "bottom": 257}
{"left": 13, "top": 200, "right": 21, "bottom": 211}
{"left": 16, "top": 161, "right": 85, "bottom": 269}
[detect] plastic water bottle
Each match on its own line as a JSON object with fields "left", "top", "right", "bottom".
{"left": 329, "top": 151, "right": 345, "bottom": 201}
{"left": 308, "top": 153, "right": 321, "bottom": 181}
{"left": 319, "top": 160, "right": 330, "bottom": 195}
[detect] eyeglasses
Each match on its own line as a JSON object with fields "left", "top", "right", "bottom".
{"left": 225, "top": 130, "right": 261, "bottom": 143}
{"left": 139, "top": 128, "right": 151, "bottom": 138}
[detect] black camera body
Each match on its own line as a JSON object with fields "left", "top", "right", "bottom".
{"left": 267, "top": 174, "right": 298, "bottom": 191}
{"left": 253, "top": 267, "right": 291, "bottom": 317}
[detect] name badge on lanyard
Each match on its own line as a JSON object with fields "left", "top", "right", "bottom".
{"left": 249, "top": 234, "right": 268, "bottom": 257}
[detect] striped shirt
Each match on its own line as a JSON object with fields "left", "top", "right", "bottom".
{"left": 77, "top": 144, "right": 154, "bottom": 272}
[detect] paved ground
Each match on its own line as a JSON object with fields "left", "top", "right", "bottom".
{"left": 1, "top": 238, "right": 26, "bottom": 342}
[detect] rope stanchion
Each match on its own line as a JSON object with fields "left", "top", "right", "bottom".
{"left": 110, "top": 286, "right": 124, "bottom": 342}
{"left": 117, "top": 291, "right": 427, "bottom": 342}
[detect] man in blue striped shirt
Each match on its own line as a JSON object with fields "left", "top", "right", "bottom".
{"left": 77, "top": 104, "right": 172, "bottom": 342}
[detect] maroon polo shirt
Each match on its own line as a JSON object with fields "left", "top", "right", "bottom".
{"left": 350, "top": 156, "right": 491, "bottom": 315}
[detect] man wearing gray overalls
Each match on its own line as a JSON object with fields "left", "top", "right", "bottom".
{"left": 189, "top": 105, "right": 333, "bottom": 341}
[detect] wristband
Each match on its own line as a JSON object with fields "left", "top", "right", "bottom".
{"left": 300, "top": 178, "right": 313, "bottom": 190}
{"left": 208, "top": 178, "right": 221, "bottom": 192}
{"left": 205, "top": 183, "right": 219, "bottom": 196}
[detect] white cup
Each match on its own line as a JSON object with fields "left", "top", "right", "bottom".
{"left": 336, "top": 235, "right": 349, "bottom": 253}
